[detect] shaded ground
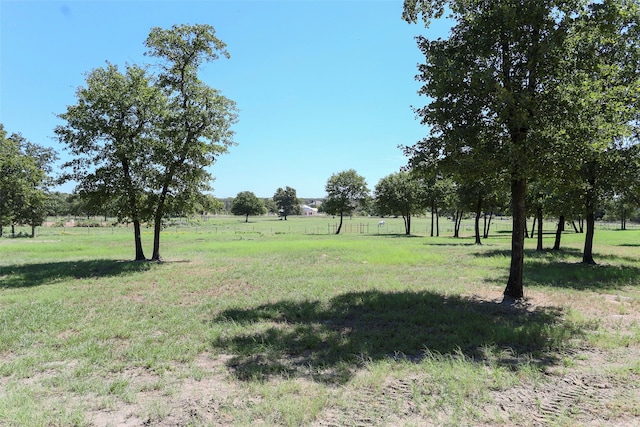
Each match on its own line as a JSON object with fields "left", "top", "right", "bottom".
{"left": 68, "top": 292, "right": 640, "bottom": 426}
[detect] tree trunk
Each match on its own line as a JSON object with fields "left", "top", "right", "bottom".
{"left": 453, "top": 210, "right": 462, "bottom": 238}
{"left": 430, "top": 202, "right": 435, "bottom": 237}
{"left": 31, "top": 224, "right": 36, "bottom": 238}
{"left": 582, "top": 189, "right": 596, "bottom": 265}
{"left": 530, "top": 216, "right": 536, "bottom": 239}
{"left": 524, "top": 218, "right": 529, "bottom": 238}
{"left": 133, "top": 219, "right": 146, "bottom": 261}
{"left": 436, "top": 207, "right": 440, "bottom": 236}
{"left": 151, "top": 190, "right": 168, "bottom": 261}
{"left": 572, "top": 220, "right": 579, "bottom": 233}
{"left": 474, "top": 196, "right": 482, "bottom": 245}
{"left": 483, "top": 211, "right": 493, "bottom": 239}
{"left": 11, "top": 224, "right": 15, "bottom": 238}
{"left": 152, "top": 214, "right": 163, "bottom": 261}
{"left": 335, "top": 212, "right": 343, "bottom": 234}
{"left": 403, "top": 214, "right": 411, "bottom": 235}
{"left": 552, "top": 215, "right": 564, "bottom": 251}
{"left": 245, "top": 214, "right": 249, "bottom": 222}
{"left": 504, "top": 177, "right": 527, "bottom": 300}
{"left": 621, "top": 209, "right": 626, "bottom": 230}
{"left": 536, "top": 206, "right": 543, "bottom": 251}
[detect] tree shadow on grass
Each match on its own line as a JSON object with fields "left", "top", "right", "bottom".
{"left": 372, "top": 233, "right": 421, "bottom": 238}
{"left": 212, "top": 290, "right": 580, "bottom": 384}
{"left": 0, "top": 259, "right": 154, "bottom": 289}
{"left": 477, "top": 248, "right": 640, "bottom": 291}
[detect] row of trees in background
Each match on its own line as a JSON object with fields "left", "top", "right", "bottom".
{"left": 230, "top": 186, "right": 302, "bottom": 222}
{"left": 3, "top": 142, "right": 640, "bottom": 239}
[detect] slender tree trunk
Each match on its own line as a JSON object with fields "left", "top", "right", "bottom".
{"left": 524, "top": 218, "right": 529, "bottom": 238}
{"left": 530, "top": 216, "right": 536, "bottom": 239}
{"left": 572, "top": 220, "right": 579, "bottom": 233}
{"left": 11, "top": 224, "right": 15, "bottom": 238}
{"left": 430, "top": 202, "right": 435, "bottom": 237}
{"left": 536, "top": 206, "right": 543, "bottom": 251}
{"left": 31, "top": 224, "right": 35, "bottom": 238}
{"left": 436, "top": 207, "right": 440, "bottom": 236}
{"left": 579, "top": 217, "right": 584, "bottom": 233}
{"left": 504, "top": 177, "right": 527, "bottom": 300}
{"left": 152, "top": 189, "right": 169, "bottom": 261}
{"left": 552, "top": 215, "right": 564, "bottom": 251}
{"left": 133, "top": 219, "right": 146, "bottom": 261}
{"left": 454, "top": 210, "right": 462, "bottom": 238}
{"left": 404, "top": 214, "right": 411, "bottom": 235}
{"left": 122, "top": 159, "right": 147, "bottom": 261}
{"left": 583, "top": 211, "right": 596, "bottom": 264}
{"left": 335, "top": 212, "right": 343, "bottom": 234}
{"left": 582, "top": 188, "right": 596, "bottom": 265}
{"left": 621, "top": 209, "right": 626, "bottom": 230}
{"left": 152, "top": 214, "right": 163, "bottom": 261}
{"left": 484, "top": 211, "right": 493, "bottom": 239}
{"left": 245, "top": 214, "right": 249, "bottom": 223}
{"left": 474, "top": 196, "right": 482, "bottom": 245}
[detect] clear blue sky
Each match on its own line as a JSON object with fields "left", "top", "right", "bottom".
{"left": 1, "top": 0, "right": 449, "bottom": 198}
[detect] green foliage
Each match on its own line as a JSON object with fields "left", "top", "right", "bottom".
{"left": 323, "top": 169, "right": 369, "bottom": 234}
{"left": 0, "top": 125, "right": 57, "bottom": 236}
{"left": 273, "top": 186, "right": 299, "bottom": 220}
{"left": 231, "top": 191, "right": 266, "bottom": 222}
{"left": 374, "top": 171, "right": 425, "bottom": 234}
{"left": 56, "top": 24, "right": 238, "bottom": 260}
{"left": 403, "top": 0, "right": 640, "bottom": 296}
{"left": 144, "top": 24, "right": 238, "bottom": 260}
{"left": 56, "top": 63, "right": 161, "bottom": 224}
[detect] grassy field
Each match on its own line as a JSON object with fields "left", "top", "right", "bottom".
{"left": 1, "top": 215, "right": 639, "bottom": 426}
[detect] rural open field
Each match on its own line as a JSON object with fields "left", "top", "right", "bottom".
{"left": 1, "top": 215, "right": 639, "bottom": 426}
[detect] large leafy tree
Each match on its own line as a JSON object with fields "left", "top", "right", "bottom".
{"left": 323, "top": 169, "right": 369, "bottom": 234}
{"left": 374, "top": 171, "right": 425, "bottom": 235}
{"left": 144, "top": 24, "right": 238, "bottom": 260}
{"left": 403, "top": 0, "right": 637, "bottom": 300}
{"left": 57, "top": 24, "right": 237, "bottom": 261}
{"left": 231, "top": 191, "right": 266, "bottom": 222}
{"left": 560, "top": 0, "right": 640, "bottom": 264}
{"left": 56, "top": 63, "right": 161, "bottom": 260}
{"left": 273, "top": 186, "right": 299, "bottom": 220}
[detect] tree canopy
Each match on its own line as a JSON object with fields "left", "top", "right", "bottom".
{"left": 56, "top": 63, "right": 161, "bottom": 260}
{"left": 0, "top": 125, "right": 57, "bottom": 237}
{"left": 231, "top": 191, "right": 266, "bottom": 222}
{"left": 324, "top": 169, "right": 369, "bottom": 234}
{"left": 403, "top": 0, "right": 639, "bottom": 300}
{"left": 56, "top": 24, "right": 238, "bottom": 260}
{"left": 374, "top": 171, "right": 425, "bottom": 235}
{"left": 273, "top": 186, "right": 299, "bottom": 220}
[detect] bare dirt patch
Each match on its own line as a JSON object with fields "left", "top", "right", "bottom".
{"left": 84, "top": 353, "right": 240, "bottom": 427}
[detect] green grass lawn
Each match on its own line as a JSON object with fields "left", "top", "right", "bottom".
{"left": 1, "top": 216, "right": 639, "bottom": 426}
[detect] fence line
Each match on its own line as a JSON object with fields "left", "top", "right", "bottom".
{"left": 2, "top": 217, "right": 640, "bottom": 239}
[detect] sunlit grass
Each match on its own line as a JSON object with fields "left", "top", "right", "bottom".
{"left": 1, "top": 216, "right": 639, "bottom": 425}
